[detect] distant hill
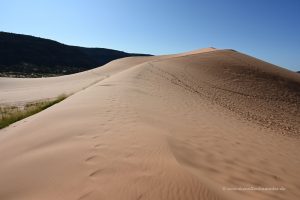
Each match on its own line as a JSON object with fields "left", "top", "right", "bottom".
{"left": 0, "top": 32, "right": 151, "bottom": 77}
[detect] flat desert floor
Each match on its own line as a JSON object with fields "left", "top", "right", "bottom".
{"left": 0, "top": 48, "right": 299, "bottom": 200}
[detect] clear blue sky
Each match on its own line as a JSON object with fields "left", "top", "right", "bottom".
{"left": 0, "top": 0, "right": 299, "bottom": 71}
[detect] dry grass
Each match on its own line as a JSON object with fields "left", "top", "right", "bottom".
{"left": 0, "top": 94, "right": 67, "bottom": 129}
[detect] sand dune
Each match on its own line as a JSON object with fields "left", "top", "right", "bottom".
{"left": 0, "top": 56, "right": 156, "bottom": 105}
{"left": 0, "top": 48, "right": 299, "bottom": 200}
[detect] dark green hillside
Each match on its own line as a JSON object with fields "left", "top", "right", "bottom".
{"left": 0, "top": 32, "right": 151, "bottom": 77}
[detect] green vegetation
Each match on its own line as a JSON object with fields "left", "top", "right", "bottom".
{"left": 0, "top": 94, "right": 67, "bottom": 129}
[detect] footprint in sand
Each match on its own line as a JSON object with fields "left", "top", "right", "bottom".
{"left": 85, "top": 155, "right": 97, "bottom": 162}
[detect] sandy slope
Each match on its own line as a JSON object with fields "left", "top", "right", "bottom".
{"left": 0, "top": 48, "right": 299, "bottom": 200}
{"left": 0, "top": 56, "right": 155, "bottom": 105}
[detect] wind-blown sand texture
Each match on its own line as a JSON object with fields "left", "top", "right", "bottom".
{"left": 0, "top": 48, "right": 299, "bottom": 200}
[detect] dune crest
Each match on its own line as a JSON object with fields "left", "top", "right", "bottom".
{"left": 177, "top": 47, "right": 217, "bottom": 56}
{"left": 0, "top": 48, "right": 299, "bottom": 200}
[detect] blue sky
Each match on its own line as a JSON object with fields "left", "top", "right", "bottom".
{"left": 0, "top": 0, "right": 299, "bottom": 71}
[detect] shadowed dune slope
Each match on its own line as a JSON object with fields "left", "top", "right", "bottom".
{"left": 0, "top": 49, "right": 299, "bottom": 200}
{"left": 149, "top": 49, "right": 300, "bottom": 135}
